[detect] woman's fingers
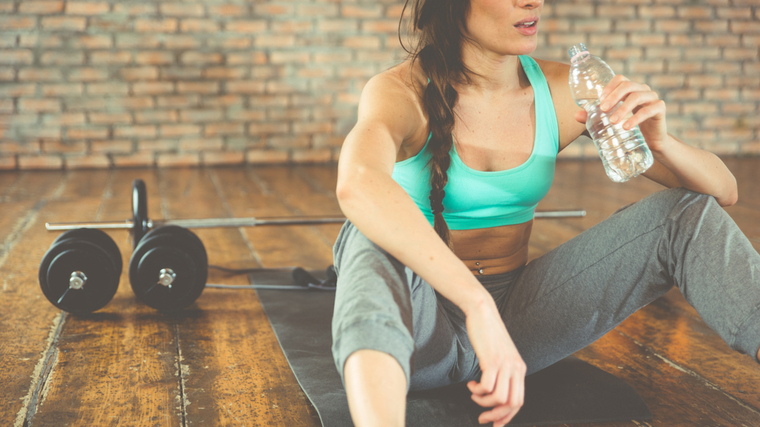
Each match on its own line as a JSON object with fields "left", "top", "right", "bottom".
{"left": 467, "top": 368, "right": 497, "bottom": 396}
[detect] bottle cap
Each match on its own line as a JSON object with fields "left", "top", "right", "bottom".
{"left": 568, "top": 43, "right": 589, "bottom": 62}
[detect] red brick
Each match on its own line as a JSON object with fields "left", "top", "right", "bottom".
{"left": 702, "top": 141, "right": 739, "bottom": 155}
{"left": 0, "top": 99, "right": 14, "bottom": 113}
{"left": 68, "top": 68, "right": 109, "bottom": 82}
{"left": 605, "top": 47, "right": 643, "bottom": 60}
{"left": 42, "top": 139, "right": 87, "bottom": 154}
{"left": 318, "top": 19, "right": 358, "bottom": 32}
{"left": 157, "top": 152, "right": 201, "bottom": 168}
{"left": 138, "top": 139, "right": 178, "bottom": 152}
{"left": 203, "top": 122, "right": 245, "bottom": 136}
{"left": 20, "top": 1, "right": 64, "bottom": 14}
{"left": 159, "top": 124, "right": 201, "bottom": 137}
{"left": 134, "top": 82, "right": 175, "bottom": 95}
{"left": 113, "top": 97, "right": 154, "bottom": 110}
{"left": 203, "top": 95, "right": 244, "bottom": 108}
{"left": 120, "top": 67, "right": 159, "bottom": 81}
{"left": 18, "top": 98, "right": 60, "bottom": 113}
{"left": 0, "top": 3, "right": 13, "bottom": 13}
{"left": 589, "top": 34, "right": 626, "bottom": 47}
{"left": 727, "top": 76, "right": 760, "bottom": 88}
{"left": 684, "top": 47, "right": 721, "bottom": 60}
{"left": 181, "top": 52, "right": 223, "bottom": 65}
{"left": 343, "top": 36, "right": 381, "bottom": 49}
{"left": 134, "top": 110, "right": 178, "bottom": 124}
{"left": 639, "top": 6, "right": 675, "bottom": 18}
{"left": 225, "top": 20, "right": 268, "bottom": 33}
{"left": 203, "top": 151, "right": 245, "bottom": 166}
{"left": 725, "top": 48, "right": 758, "bottom": 60}
{"left": 90, "top": 51, "right": 132, "bottom": 65}
{"left": 178, "top": 137, "right": 224, "bottom": 151}
{"left": 157, "top": 95, "right": 201, "bottom": 109}
{"left": 179, "top": 109, "right": 223, "bottom": 123}
{"left": 160, "top": 3, "right": 203, "bottom": 17}
{"left": 687, "top": 75, "right": 723, "bottom": 87}
{"left": 112, "top": 152, "right": 155, "bottom": 168}
{"left": 67, "top": 127, "right": 109, "bottom": 139}
{"left": 181, "top": 19, "right": 220, "bottom": 33}
{"left": 134, "top": 51, "right": 173, "bottom": 65}
{"left": 270, "top": 51, "right": 310, "bottom": 64}
{"left": 255, "top": 35, "right": 296, "bottom": 48}
{"left": 298, "top": 3, "right": 339, "bottom": 17}
{"left": 42, "top": 83, "right": 83, "bottom": 97}
{"left": 272, "top": 20, "right": 314, "bottom": 33}
{"left": 89, "top": 112, "right": 132, "bottom": 125}
{"left": 678, "top": 6, "right": 714, "bottom": 19}
{"left": 66, "top": 2, "right": 109, "bottom": 15}
{"left": 18, "top": 126, "right": 60, "bottom": 139}
{"left": 342, "top": 5, "right": 382, "bottom": 18}
{"left": 292, "top": 149, "right": 332, "bottom": 163}
{"left": 225, "top": 80, "right": 265, "bottom": 93}
{"left": 572, "top": 19, "right": 612, "bottom": 34}
{"left": 209, "top": 4, "right": 247, "bottom": 17}
{"left": 249, "top": 123, "right": 289, "bottom": 134}
{"left": 19, "top": 155, "right": 63, "bottom": 170}
{"left": 114, "top": 125, "right": 157, "bottom": 138}
{"left": 694, "top": 20, "right": 729, "bottom": 33}
{"left": 165, "top": 35, "right": 200, "bottom": 49}
{"left": 0, "top": 140, "right": 40, "bottom": 154}
{"left": 0, "top": 84, "right": 34, "bottom": 97}
{"left": 112, "top": 4, "right": 156, "bottom": 15}
{"left": 706, "top": 62, "right": 741, "bottom": 74}
{"left": 731, "top": 21, "right": 760, "bottom": 33}
{"left": 135, "top": 19, "right": 178, "bottom": 33}
{"left": 65, "top": 154, "right": 111, "bottom": 169}
{"left": 683, "top": 102, "right": 719, "bottom": 114}
{"left": 721, "top": 103, "right": 756, "bottom": 114}
{"left": 18, "top": 68, "right": 63, "bottom": 81}
{"left": 554, "top": 4, "right": 593, "bottom": 17}
{"left": 386, "top": 4, "right": 404, "bottom": 19}
{"left": 716, "top": 7, "right": 752, "bottom": 19}
{"left": 597, "top": 5, "right": 635, "bottom": 18}
{"left": 175, "top": 81, "right": 218, "bottom": 94}
{"left": 254, "top": 4, "right": 294, "bottom": 16}
{"left": 227, "top": 52, "right": 268, "bottom": 65}
{"left": 227, "top": 108, "right": 266, "bottom": 121}
{"left": 92, "top": 139, "right": 133, "bottom": 154}
{"left": 0, "top": 50, "right": 33, "bottom": 65}
{"left": 86, "top": 82, "right": 129, "bottom": 95}
{"left": 41, "top": 16, "right": 86, "bottom": 31}
{"left": 208, "top": 37, "right": 252, "bottom": 50}
{"left": 246, "top": 149, "right": 289, "bottom": 164}
{"left": 741, "top": 88, "right": 760, "bottom": 101}
{"left": 0, "top": 16, "right": 35, "bottom": 30}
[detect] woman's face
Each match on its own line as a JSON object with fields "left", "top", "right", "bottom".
{"left": 463, "top": 0, "right": 543, "bottom": 56}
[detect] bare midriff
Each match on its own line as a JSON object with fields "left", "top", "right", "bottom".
{"left": 451, "top": 220, "right": 533, "bottom": 276}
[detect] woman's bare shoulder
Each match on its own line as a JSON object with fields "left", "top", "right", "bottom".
{"left": 357, "top": 60, "right": 429, "bottom": 148}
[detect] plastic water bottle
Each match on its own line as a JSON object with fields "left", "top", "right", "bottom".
{"left": 568, "top": 43, "right": 653, "bottom": 183}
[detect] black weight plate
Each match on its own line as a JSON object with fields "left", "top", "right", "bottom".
{"left": 135, "top": 225, "right": 208, "bottom": 265}
{"left": 129, "top": 233, "right": 207, "bottom": 311}
{"left": 132, "top": 179, "right": 149, "bottom": 250}
{"left": 53, "top": 228, "right": 123, "bottom": 277}
{"left": 39, "top": 240, "right": 120, "bottom": 314}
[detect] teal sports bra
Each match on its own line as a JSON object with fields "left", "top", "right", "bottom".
{"left": 391, "top": 55, "right": 559, "bottom": 230}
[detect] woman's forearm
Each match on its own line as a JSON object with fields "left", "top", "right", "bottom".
{"left": 336, "top": 166, "right": 494, "bottom": 315}
{"left": 652, "top": 134, "right": 738, "bottom": 206}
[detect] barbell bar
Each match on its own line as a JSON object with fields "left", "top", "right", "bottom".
{"left": 45, "top": 179, "right": 586, "bottom": 246}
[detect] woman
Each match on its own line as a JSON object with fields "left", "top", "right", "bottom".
{"left": 331, "top": 0, "right": 758, "bottom": 426}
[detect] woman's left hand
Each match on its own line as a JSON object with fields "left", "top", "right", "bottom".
{"left": 574, "top": 75, "right": 669, "bottom": 151}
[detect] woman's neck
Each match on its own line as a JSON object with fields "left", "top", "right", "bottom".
{"left": 456, "top": 43, "right": 524, "bottom": 96}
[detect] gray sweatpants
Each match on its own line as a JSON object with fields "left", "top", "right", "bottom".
{"left": 331, "top": 188, "right": 760, "bottom": 392}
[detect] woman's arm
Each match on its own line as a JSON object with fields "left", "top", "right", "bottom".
{"left": 337, "top": 70, "right": 526, "bottom": 422}
{"left": 594, "top": 75, "right": 738, "bottom": 206}
{"left": 543, "top": 60, "right": 738, "bottom": 207}
{"left": 336, "top": 71, "right": 492, "bottom": 313}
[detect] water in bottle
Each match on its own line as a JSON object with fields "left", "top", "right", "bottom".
{"left": 568, "top": 43, "right": 653, "bottom": 182}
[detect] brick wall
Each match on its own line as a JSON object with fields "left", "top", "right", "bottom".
{"left": 0, "top": 0, "right": 758, "bottom": 170}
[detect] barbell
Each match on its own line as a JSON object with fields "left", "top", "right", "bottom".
{"left": 39, "top": 179, "right": 585, "bottom": 315}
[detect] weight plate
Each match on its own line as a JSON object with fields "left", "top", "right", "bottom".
{"left": 53, "top": 228, "right": 123, "bottom": 277}
{"left": 135, "top": 225, "right": 207, "bottom": 266}
{"left": 132, "top": 179, "right": 149, "bottom": 250}
{"left": 39, "top": 240, "right": 120, "bottom": 314}
{"left": 129, "top": 232, "right": 207, "bottom": 311}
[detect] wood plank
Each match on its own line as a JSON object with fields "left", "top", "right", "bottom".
{"left": 160, "top": 167, "right": 320, "bottom": 426}
{"left": 0, "top": 171, "right": 107, "bottom": 427}
{"left": 575, "top": 329, "right": 760, "bottom": 426}
{"left": 29, "top": 169, "right": 182, "bottom": 427}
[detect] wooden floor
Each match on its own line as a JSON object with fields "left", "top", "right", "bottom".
{"left": 1, "top": 159, "right": 759, "bottom": 427}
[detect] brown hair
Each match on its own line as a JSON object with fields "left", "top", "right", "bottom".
{"left": 399, "top": 0, "right": 477, "bottom": 249}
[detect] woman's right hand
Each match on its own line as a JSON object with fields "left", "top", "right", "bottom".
{"left": 465, "top": 300, "right": 526, "bottom": 426}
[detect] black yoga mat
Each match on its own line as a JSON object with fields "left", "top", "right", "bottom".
{"left": 252, "top": 269, "right": 652, "bottom": 427}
